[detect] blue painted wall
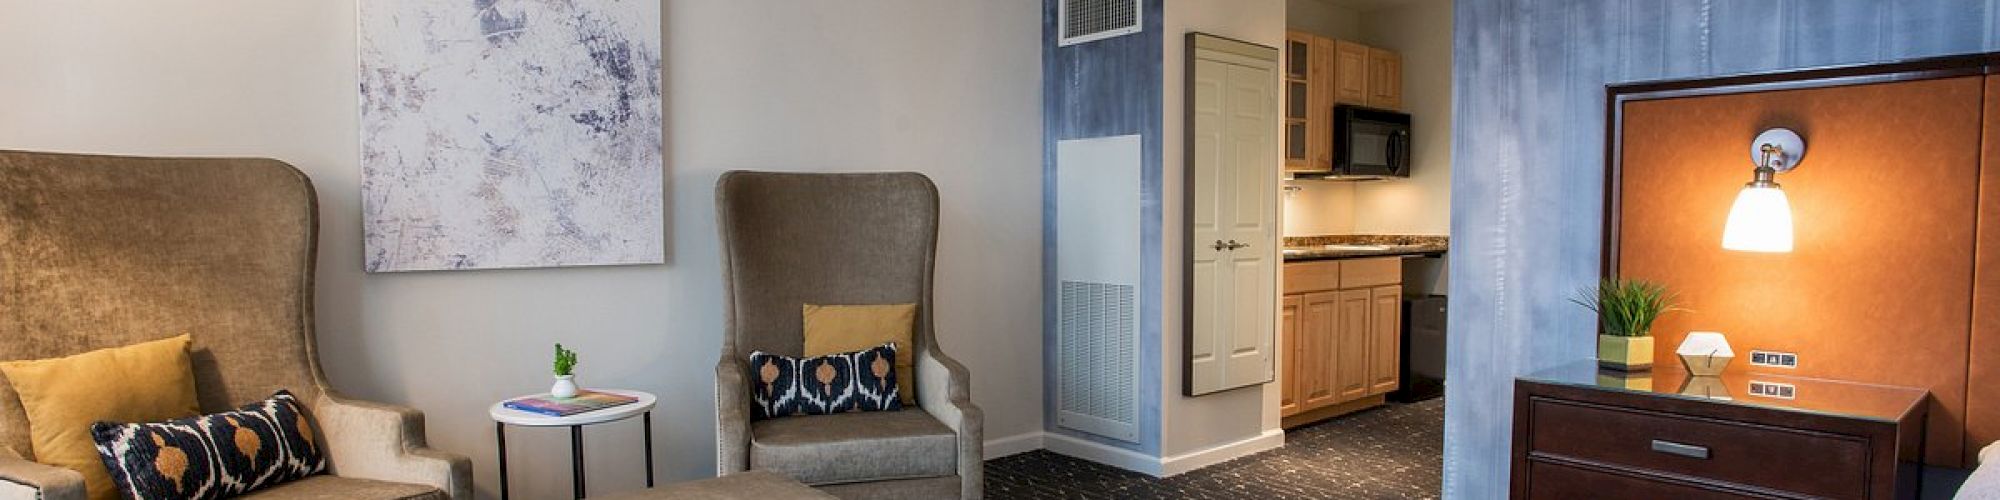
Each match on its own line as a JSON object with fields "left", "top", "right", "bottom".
{"left": 1448, "top": 0, "right": 2000, "bottom": 497}
{"left": 1042, "top": 0, "right": 1166, "bottom": 455}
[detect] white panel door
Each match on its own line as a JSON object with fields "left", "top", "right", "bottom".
{"left": 1222, "top": 60, "right": 1277, "bottom": 388}
{"left": 1189, "top": 40, "right": 1278, "bottom": 396}
{"left": 1190, "top": 57, "right": 1227, "bottom": 394}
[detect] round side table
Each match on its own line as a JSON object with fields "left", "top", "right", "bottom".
{"left": 489, "top": 389, "right": 657, "bottom": 500}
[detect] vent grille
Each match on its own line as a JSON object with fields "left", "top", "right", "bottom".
{"left": 1059, "top": 0, "right": 1141, "bottom": 47}
{"left": 1056, "top": 280, "right": 1138, "bottom": 441}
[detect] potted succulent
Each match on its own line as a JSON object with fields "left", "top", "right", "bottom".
{"left": 551, "top": 343, "right": 580, "bottom": 398}
{"left": 1572, "top": 278, "right": 1680, "bottom": 372}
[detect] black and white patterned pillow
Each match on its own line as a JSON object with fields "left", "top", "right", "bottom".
{"left": 91, "top": 390, "right": 326, "bottom": 500}
{"left": 750, "top": 342, "right": 901, "bottom": 420}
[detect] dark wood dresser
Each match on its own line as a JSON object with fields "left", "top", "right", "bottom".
{"left": 1512, "top": 362, "right": 1930, "bottom": 499}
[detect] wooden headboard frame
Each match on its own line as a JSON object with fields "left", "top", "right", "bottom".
{"left": 1600, "top": 52, "right": 1998, "bottom": 278}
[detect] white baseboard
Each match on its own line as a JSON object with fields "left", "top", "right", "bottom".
{"left": 1030, "top": 428, "right": 1286, "bottom": 478}
{"left": 1041, "top": 432, "right": 1165, "bottom": 476}
{"left": 1159, "top": 428, "right": 1285, "bottom": 476}
{"left": 983, "top": 431, "right": 1046, "bottom": 459}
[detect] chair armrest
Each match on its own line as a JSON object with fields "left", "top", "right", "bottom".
{"left": 1963, "top": 442, "right": 2000, "bottom": 499}
{"left": 916, "top": 344, "right": 983, "bottom": 499}
{"left": 312, "top": 391, "right": 472, "bottom": 499}
{"left": 715, "top": 356, "right": 752, "bottom": 474}
{"left": 0, "top": 448, "right": 82, "bottom": 500}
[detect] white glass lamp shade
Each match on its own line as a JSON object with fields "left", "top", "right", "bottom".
{"left": 1721, "top": 185, "right": 1793, "bottom": 252}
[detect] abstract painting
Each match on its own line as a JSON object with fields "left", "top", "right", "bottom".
{"left": 358, "top": 0, "right": 663, "bottom": 272}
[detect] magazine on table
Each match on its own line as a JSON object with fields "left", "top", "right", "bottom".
{"left": 503, "top": 390, "right": 639, "bottom": 417}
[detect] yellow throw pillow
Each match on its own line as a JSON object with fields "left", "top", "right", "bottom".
{"left": 0, "top": 334, "right": 201, "bottom": 500}
{"left": 803, "top": 304, "right": 918, "bottom": 405}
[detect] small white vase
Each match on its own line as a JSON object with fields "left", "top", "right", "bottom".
{"left": 550, "top": 375, "right": 579, "bottom": 399}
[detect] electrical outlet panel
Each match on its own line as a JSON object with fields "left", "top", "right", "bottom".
{"left": 1749, "top": 350, "right": 1798, "bottom": 369}
{"left": 1749, "top": 380, "right": 1797, "bottom": 399}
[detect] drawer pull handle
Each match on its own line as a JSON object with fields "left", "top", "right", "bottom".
{"left": 1650, "top": 439, "right": 1710, "bottom": 460}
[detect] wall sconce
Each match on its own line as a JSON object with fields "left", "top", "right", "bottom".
{"left": 1721, "top": 128, "right": 1804, "bottom": 253}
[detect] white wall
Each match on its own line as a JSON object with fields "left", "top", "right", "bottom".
{"left": 0, "top": 2, "right": 1044, "bottom": 499}
{"left": 1160, "top": 0, "right": 1287, "bottom": 461}
{"left": 1353, "top": 0, "right": 1451, "bottom": 235}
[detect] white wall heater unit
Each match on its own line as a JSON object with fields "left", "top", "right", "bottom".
{"left": 1054, "top": 135, "right": 1143, "bottom": 442}
{"left": 1058, "top": 0, "right": 1142, "bottom": 47}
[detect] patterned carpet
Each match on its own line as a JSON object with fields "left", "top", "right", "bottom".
{"left": 985, "top": 398, "right": 1445, "bottom": 499}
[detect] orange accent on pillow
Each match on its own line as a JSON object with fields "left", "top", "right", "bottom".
{"left": 803, "top": 304, "right": 917, "bottom": 404}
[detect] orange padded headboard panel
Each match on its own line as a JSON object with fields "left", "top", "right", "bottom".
{"left": 1968, "top": 77, "right": 2000, "bottom": 467}
{"left": 1617, "top": 76, "right": 1984, "bottom": 466}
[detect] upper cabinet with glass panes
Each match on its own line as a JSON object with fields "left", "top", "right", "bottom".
{"left": 1283, "top": 31, "right": 1401, "bottom": 175}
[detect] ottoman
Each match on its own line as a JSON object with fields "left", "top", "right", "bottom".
{"left": 592, "top": 470, "right": 835, "bottom": 500}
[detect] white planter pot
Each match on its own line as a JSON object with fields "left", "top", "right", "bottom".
{"left": 551, "top": 374, "right": 579, "bottom": 399}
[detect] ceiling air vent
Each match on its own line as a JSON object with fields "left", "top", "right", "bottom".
{"left": 1059, "top": 0, "right": 1141, "bottom": 47}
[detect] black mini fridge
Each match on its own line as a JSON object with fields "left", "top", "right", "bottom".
{"left": 1391, "top": 295, "right": 1446, "bottom": 403}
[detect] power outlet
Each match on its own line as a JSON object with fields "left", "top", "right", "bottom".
{"left": 1749, "top": 350, "right": 1798, "bottom": 369}
{"left": 1749, "top": 380, "right": 1797, "bottom": 399}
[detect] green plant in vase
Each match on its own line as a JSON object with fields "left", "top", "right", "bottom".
{"left": 1572, "top": 278, "right": 1681, "bottom": 372}
{"left": 551, "top": 343, "right": 580, "bottom": 398}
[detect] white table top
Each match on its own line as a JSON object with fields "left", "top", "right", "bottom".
{"left": 488, "top": 389, "right": 657, "bottom": 427}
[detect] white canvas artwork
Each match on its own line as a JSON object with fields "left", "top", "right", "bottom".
{"left": 358, "top": 0, "right": 663, "bottom": 272}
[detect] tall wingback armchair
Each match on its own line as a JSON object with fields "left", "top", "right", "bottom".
{"left": 714, "top": 171, "right": 983, "bottom": 499}
{"left": 0, "top": 151, "right": 472, "bottom": 499}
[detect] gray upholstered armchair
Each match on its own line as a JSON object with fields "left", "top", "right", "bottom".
{"left": 714, "top": 171, "right": 983, "bottom": 499}
{"left": 0, "top": 151, "right": 471, "bottom": 499}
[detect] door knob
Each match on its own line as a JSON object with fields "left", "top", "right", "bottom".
{"left": 1226, "top": 240, "right": 1250, "bottom": 250}
{"left": 1212, "top": 240, "right": 1229, "bottom": 251}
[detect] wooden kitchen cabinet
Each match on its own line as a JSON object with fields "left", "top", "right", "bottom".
{"left": 1284, "top": 32, "right": 1337, "bottom": 173}
{"left": 1280, "top": 257, "right": 1403, "bottom": 428}
{"left": 1365, "top": 48, "right": 1403, "bottom": 110}
{"left": 1311, "top": 38, "right": 1336, "bottom": 168}
{"left": 1299, "top": 291, "right": 1342, "bottom": 410}
{"left": 1368, "top": 285, "right": 1402, "bottom": 395}
{"left": 1283, "top": 33, "right": 1315, "bottom": 171}
{"left": 1281, "top": 33, "right": 1402, "bottom": 176}
{"left": 1333, "top": 41, "right": 1370, "bottom": 106}
{"left": 1280, "top": 295, "right": 1302, "bottom": 417}
{"left": 1333, "top": 288, "right": 1372, "bottom": 401}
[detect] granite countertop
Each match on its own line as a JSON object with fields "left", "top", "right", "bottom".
{"left": 1281, "top": 234, "right": 1448, "bottom": 262}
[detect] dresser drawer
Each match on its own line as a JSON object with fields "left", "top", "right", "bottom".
{"left": 1525, "top": 461, "right": 1746, "bottom": 500}
{"left": 1527, "top": 398, "right": 1869, "bottom": 498}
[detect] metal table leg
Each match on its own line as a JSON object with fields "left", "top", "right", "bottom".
{"left": 643, "top": 411, "right": 654, "bottom": 488}
{"left": 571, "top": 425, "right": 586, "bottom": 499}
{"left": 496, "top": 422, "right": 510, "bottom": 500}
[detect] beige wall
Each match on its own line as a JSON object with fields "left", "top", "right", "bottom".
{"left": 1286, "top": 0, "right": 1365, "bottom": 40}
{"left": 1354, "top": 0, "right": 1452, "bottom": 235}
{"left": 1283, "top": 182, "right": 1357, "bottom": 236}
{"left": 0, "top": 1, "right": 1043, "bottom": 499}
{"left": 1161, "top": 0, "right": 1288, "bottom": 460}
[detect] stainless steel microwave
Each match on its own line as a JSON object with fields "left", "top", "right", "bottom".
{"left": 1328, "top": 105, "right": 1411, "bottom": 179}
